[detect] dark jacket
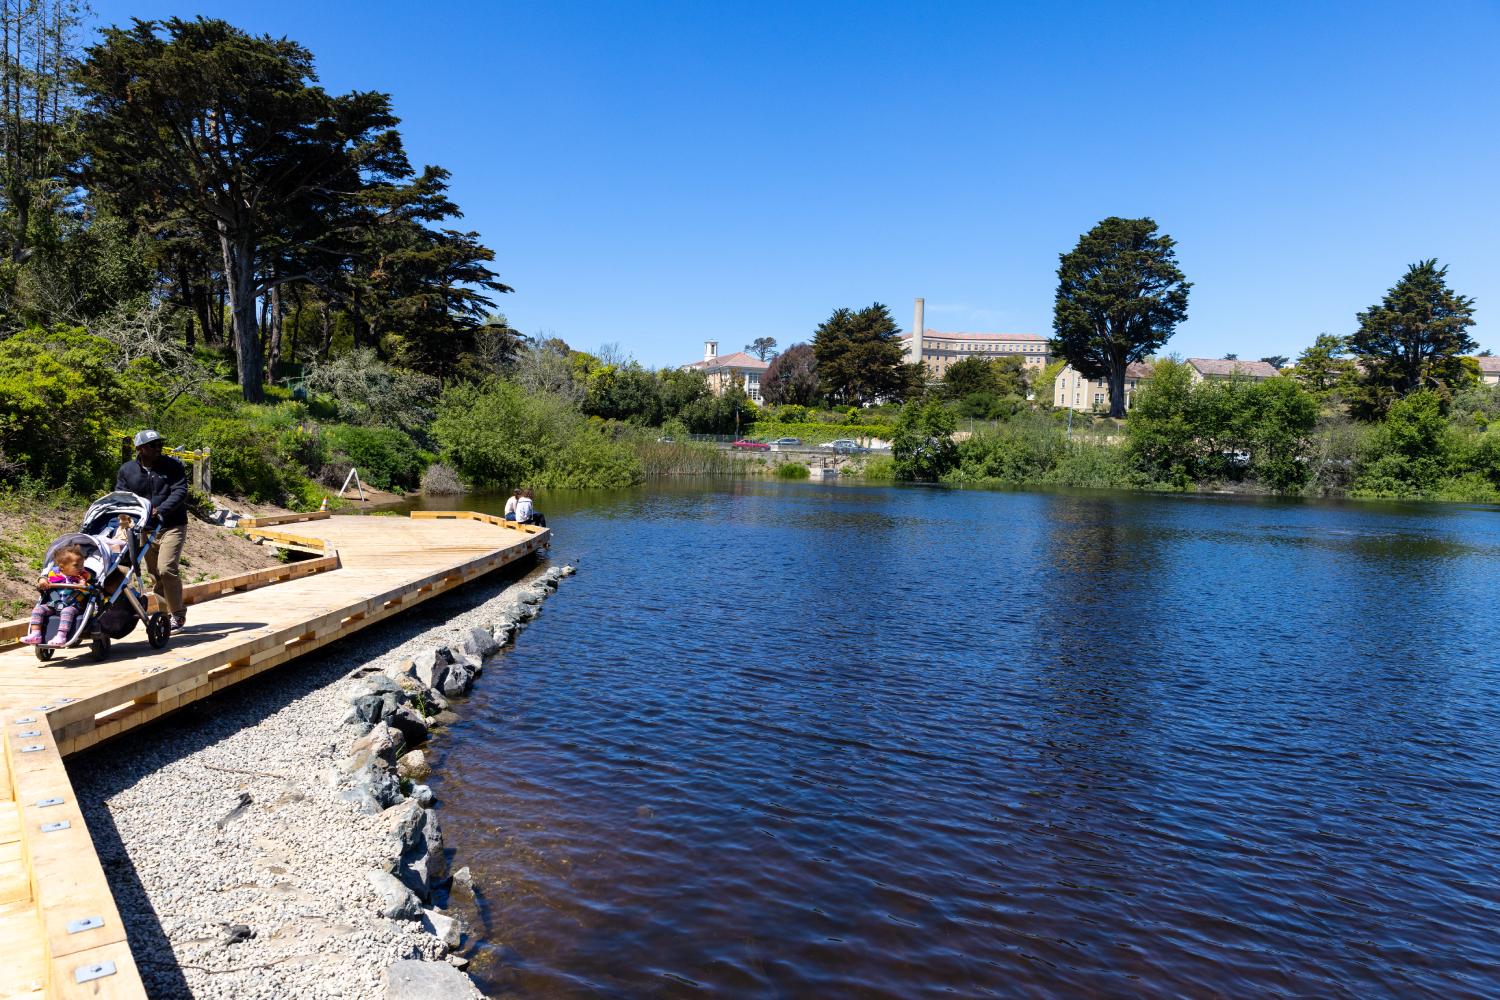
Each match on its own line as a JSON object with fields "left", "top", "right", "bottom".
{"left": 116, "top": 456, "right": 190, "bottom": 528}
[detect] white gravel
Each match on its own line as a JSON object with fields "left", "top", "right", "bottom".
{"left": 68, "top": 558, "right": 563, "bottom": 1000}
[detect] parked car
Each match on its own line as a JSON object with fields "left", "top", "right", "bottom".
{"left": 656, "top": 436, "right": 675, "bottom": 443}
{"left": 820, "top": 438, "right": 867, "bottom": 454}
{"left": 731, "top": 439, "right": 770, "bottom": 451}
{"left": 770, "top": 437, "right": 802, "bottom": 446}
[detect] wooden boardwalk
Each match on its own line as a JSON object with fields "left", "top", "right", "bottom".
{"left": 0, "top": 511, "right": 547, "bottom": 999}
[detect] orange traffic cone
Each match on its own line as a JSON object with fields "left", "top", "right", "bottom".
{"left": 319, "top": 496, "right": 329, "bottom": 512}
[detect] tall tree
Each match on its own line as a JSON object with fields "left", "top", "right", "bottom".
{"left": 812, "top": 303, "right": 906, "bottom": 406}
{"left": 75, "top": 17, "right": 407, "bottom": 401}
{"left": 761, "top": 342, "right": 818, "bottom": 405}
{"left": 1289, "top": 334, "right": 1355, "bottom": 396}
{"left": 1348, "top": 259, "right": 1477, "bottom": 402}
{"left": 745, "top": 336, "right": 778, "bottom": 361}
{"left": 1051, "top": 216, "right": 1191, "bottom": 418}
{"left": 0, "top": 0, "right": 84, "bottom": 263}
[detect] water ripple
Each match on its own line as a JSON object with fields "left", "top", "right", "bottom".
{"left": 423, "top": 484, "right": 1500, "bottom": 998}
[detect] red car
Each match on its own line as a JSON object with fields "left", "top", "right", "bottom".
{"left": 731, "top": 439, "right": 770, "bottom": 451}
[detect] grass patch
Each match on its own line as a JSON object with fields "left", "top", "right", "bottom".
{"left": 775, "top": 462, "right": 810, "bottom": 479}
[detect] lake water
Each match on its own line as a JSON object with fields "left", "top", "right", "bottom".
{"left": 415, "top": 482, "right": 1500, "bottom": 997}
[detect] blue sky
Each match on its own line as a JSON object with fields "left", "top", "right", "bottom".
{"left": 89, "top": 1, "right": 1500, "bottom": 367}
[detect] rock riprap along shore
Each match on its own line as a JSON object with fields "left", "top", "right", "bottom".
{"left": 68, "top": 561, "right": 575, "bottom": 1000}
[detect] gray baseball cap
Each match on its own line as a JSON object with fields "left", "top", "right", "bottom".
{"left": 133, "top": 429, "right": 164, "bottom": 447}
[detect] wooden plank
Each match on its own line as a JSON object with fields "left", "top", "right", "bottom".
{"left": 49, "top": 941, "right": 144, "bottom": 1000}
{"left": 236, "top": 511, "right": 331, "bottom": 528}
{"left": 0, "top": 900, "right": 47, "bottom": 998}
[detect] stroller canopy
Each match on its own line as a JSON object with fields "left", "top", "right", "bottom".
{"left": 81, "top": 491, "right": 153, "bottom": 537}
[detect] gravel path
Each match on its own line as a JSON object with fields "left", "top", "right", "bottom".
{"left": 68, "top": 555, "right": 561, "bottom": 999}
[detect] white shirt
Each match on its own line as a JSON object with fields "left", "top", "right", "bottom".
{"left": 514, "top": 497, "right": 534, "bottom": 522}
{"left": 504, "top": 495, "right": 518, "bottom": 515}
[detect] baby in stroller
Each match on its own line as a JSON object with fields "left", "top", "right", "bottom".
{"left": 22, "top": 543, "right": 93, "bottom": 646}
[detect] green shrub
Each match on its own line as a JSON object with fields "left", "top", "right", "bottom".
{"left": 0, "top": 327, "right": 129, "bottom": 491}
{"left": 861, "top": 455, "right": 896, "bottom": 480}
{"left": 434, "top": 381, "right": 642, "bottom": 489}
{"left": 322, "top": 424, "right": 425, "bottom": 490}
{"left": 744, "top": 421, "right": 890, "bottom": 444}
{"left": 193, "top": 417, "right": 315, "bottom": 503}
{"left": 775, "top": 462, "right": 809, "bottom": 479}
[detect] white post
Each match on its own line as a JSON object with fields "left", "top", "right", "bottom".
{"left": 910, "top": 298, "right": 924, "bottom": 365}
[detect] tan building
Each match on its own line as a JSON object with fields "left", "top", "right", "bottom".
{"left": 1472, "top": 356, "right": 1500, "bottom": 385}
{"left": 899, "top": 329, "right": 1051, "bottom": 379}
{"left": 681, "top": 341, "right": 769, "bottom": 402}
{"left": 1186, "top": 358, "right": 1281, "bottom": 382}
{"left": 1054, "top": 362, "right": 1153, "bottom": 412}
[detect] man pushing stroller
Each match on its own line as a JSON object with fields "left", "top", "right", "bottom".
{"left": 116, "top": 429, "right": 190, "bottom": 630}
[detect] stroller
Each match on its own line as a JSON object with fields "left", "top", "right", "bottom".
{"left": 32, "top": 491, "right": 173, "bottom": 663}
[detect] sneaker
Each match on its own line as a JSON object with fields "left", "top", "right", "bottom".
{"left": 169, "top": 611, "right": 187, "bottom": 630}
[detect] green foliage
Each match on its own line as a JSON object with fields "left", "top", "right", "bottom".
{"left": 193, "top": 416, "right": 317, "bottom": 504}
{"left": 812, "top": 303, "right": 909, "bottom": 406}
{"left": 1348, "top": 259, "right": 1477, "bottom": 409}
{"left": 1288, "top": 334, "right": 1357, "bottom": 398}
{"left": 775, "top": 462, "right": 810, "bottom": 479}
{"left": 680, "top": 385, "right": 758, "bottom": 435}
{"left": 1051, "top": 216, "right": 1190, "bottom": 417}
{"left": 633, "top": 438, "right": 735, "bottom": 477}
{"left": 0, "top": 327, "right": 129, "bottom": 491}
{"left": 892, "top": 399, "right": 958, "bottom": 480}
{"left": 1354, "top": 390, "right": 1457, "bottom": 498}
{"left": 744, "top": 421, "right": 889, "bottom": 444}
{"left": 1127, "top": 362, "right": 1318, "bottom": 491}
{"left": 322, "top": 424, "right": 425, "bottom": 490}
{"left": 860, "top": 455, "right": 896, "bottom": 481}
{"left": 433, "top": 380, "right": 642, "bottom": 489}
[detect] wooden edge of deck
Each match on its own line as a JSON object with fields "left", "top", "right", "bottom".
{"left": 45, "top": 526, "right": 550, "bottom": 753}
{"left": 411, "top": 510, "right": 547, "bottom": 535}
{"left": 236, "top": 511, "right": 331, "bottom": 528}
{"left": 0, "top": 554, "right": 343, "bottom": 651}
{"left": 2, "top": 710, "right": 145, "bottom": 998}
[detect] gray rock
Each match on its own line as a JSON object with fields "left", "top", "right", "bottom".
{"left": 349, "top": 722, "right": 402, "bottom": 761}
{"left": 383, "top": 959, "right": 481, "bottom": 1000}
{"left": 490, "top": 621, "right": 515, "bottom": 646}
{"left": 458, "top": 625, "right": 499, "bottom": 659}
{"left": 397, "top": 749, "right": 430, "bottom": 781}
{"left": 385, "top": 705, "right": 430, "bottom": 747}
{"left": 351, "top": 759, "right": 403, "bottom": 813}
{"left": 445, "top": 953, "right": 470, "bottom": 969}
{"left": 437, "top": 662, "right": 474, "bottom": 698}
{"left": 420, "top": 807, "right": 449, "bottom": 884}
{"left": 367, "top": 870, "right": 422, "bottom": 921}
{"left": 383, "top": 800, "right": 426, "bottom": 853}
{"left": 411, "top": 648, "right": 452, "bottom": 691}
{"left": 358, "top": 673, "right": 405, "bottom": 696}
{"left": 347, "top": 692, "right": 387, "bottom": 725}
{"left": 383, "top": 659, "right": 418, "bottom": 682}
{"left": 561, "top": 564, "right": 576, "bottom": 576}
{"left": 421, "top": 907, "right": 463, "bottom": 949}
{"left": 411, "top": 783, "right": 435, "bottom": 807}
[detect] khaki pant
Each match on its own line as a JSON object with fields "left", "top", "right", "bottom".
{"left": 146, "top": 523, "right": 187, "bottom": 615}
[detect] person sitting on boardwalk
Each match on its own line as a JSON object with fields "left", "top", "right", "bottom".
{"left": 503, "top": 488, "right": 522, "bottom": 521}
{"left": 517, "top": 488, "right": 546, "bottom": 527}
{"left": 21, "top": 544, "right": 91, "bottom": 645}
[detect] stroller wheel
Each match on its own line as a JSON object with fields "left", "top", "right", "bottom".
{"left": 147, "top": 612, "right": 171, "bottom": 650}
{"left": 35, "top": 645, "right": 54, "bottom": 662}
{"left": 90, "top": 634, "right": 111, "bottom": 662}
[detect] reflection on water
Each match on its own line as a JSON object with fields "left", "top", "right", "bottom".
{"left": 416, "top": 483, "right": 1500, "bottom": 997}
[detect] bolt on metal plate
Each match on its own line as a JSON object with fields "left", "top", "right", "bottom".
{"left": 41, "top": 820, "right": 71, "bottom": 833}
{"left": 19, "top": 744, "right": 44, "bottom": 753}
{"left": 34, "top": 704, "right": 53, "bottom": 710}
{"left": 35, "top": 797, "right": 64, "bottom": 808}
{"left": 18, "top": 729, "right": 40, "bottom": 737}
{"left": 66, "top": 915, "right": 103, "bottom": 933}
{"left": 55, "top": 696, "right": 76, "bottom": 704}
{"left": 75, "top": 960, "right": 117, "bottom": 984}
{"left": 14, "top": 716, "right": 35, "bottom": 724}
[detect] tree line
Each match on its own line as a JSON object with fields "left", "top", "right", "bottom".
{"left": 0, "top": 8, "right": 510, "bottom": 402}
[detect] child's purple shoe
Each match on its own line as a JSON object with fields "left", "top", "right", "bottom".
{"left": 21, "top": 633, "right": 42, "bottom": 645}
